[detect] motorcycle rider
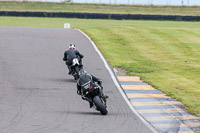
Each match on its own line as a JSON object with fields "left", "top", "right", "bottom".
{"left": 63, "top": 44, "right": 84, "bottom": 75}
{"left": 77, "top": 69, "right": 107, "bottom": 108}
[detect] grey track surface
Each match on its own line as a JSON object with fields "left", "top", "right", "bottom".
{"left": 0, "top": 27, "right": 152, "bottom": 133}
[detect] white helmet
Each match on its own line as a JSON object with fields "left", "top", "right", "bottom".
{"left": 69, "top": 44, "right": 76, "bottom": 49}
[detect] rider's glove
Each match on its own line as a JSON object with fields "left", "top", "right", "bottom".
{"left": 97, "top": 80, "right": 102, "bottom": 85}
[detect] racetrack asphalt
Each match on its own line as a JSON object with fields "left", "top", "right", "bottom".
{"left": 0, "top": 27, "right": 153, "bottom": 133}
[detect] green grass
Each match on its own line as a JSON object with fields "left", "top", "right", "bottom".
{"left": 0, "top": 1, "right": 200, "bottom": 16}
{"left": 0, "top": 16, "right": 200, "bottom": 116}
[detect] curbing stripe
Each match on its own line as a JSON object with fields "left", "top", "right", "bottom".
{"left": 151, "top": 119, "right": 200, "bottom": 125}
{"left": 177, "top": 115, "right": 200, "bottom": 120}
{"left": 132, "top": 101, "right": 183, "bottom": 106}
{"left": 134, "top": 104, "right": 185, "bottom": 110}
{"left": 122, "top": 85, "right": 156, "bottom": 90}
{"left": 137, "top": 108, "right": 187, "bottom": 114}
{"left": 117, "top": 76, "right": 140, "bottom": 81}
{"left": 141, "top": 112, "right": 193, "bottom": 117}
{"left": 127, "top": 93, "right": 170, "bottom": 98}
{"left": 116, "top": 76, "right": 200, "bottom": 132}
{"left": 151, "top": 120, "right": 181, "bottom": 124}
{"left": 156, "top": 127, "right": 193, "bottom": 132}
{"left": 130, "top": 97, "right": 175, "bottom": 102}
{"left": 184, "top": 119, "right": 200, "bottom": 123}
{"left": 178, "top": 131, "right": 195, "bottom": 133}
{"left": 146, "top": 116, "right": 178, "bottom": 121}
{"left": 124, "top": 89, "right": 164, "bottom": 94}
{"left": 120, "top": 81, "right": 148, "bottom": 85}
{"left": 153, "top": 123, "right": 191, "bottom": 128}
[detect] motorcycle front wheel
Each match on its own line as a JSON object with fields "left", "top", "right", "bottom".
{"left": 93, "top": 96, "right": 108, "bottom": 115}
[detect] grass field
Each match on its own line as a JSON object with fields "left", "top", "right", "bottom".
{"left": 0, "top": 1, "right": 200, "bottom": 16}
{"left": 0, "top": 17, "right": 200, "bottom": 116}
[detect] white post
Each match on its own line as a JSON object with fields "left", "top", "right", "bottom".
{"left": 64, "top": 23, "right": 71, "bottom": 29}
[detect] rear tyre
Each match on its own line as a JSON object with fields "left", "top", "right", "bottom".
{"left": 75, "top": 66, "right": 79, "bottom": 80}
{"left": 93, "top": 96, "right": 108, "bottom": 115}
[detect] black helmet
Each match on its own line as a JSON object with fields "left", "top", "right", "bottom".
{"left": 77, "top": 69, "right": 92, "bottom": 88}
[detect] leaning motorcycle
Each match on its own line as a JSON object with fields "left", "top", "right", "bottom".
{"left": 81, "top": 82, "right": 108, "bottom": 115}
{"left": 70, "top": 58, "right": 82, "bottom": 80}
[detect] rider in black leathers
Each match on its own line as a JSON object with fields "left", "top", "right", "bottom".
{"left": 77, "top": 69, "right": 104, "bottom": 108}
{"left": 63, "top": 44, "right": 84, "bottom": 75}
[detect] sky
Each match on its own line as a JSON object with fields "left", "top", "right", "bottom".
{"left": 37, "top": 0, "right": 200, "bottom": 6}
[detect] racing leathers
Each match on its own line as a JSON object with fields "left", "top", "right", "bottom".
{"left": 63, "top": 48, "right": 84, "bottom": 74}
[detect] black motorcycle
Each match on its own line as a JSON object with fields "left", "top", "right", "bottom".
{"left": 81, "top": 82, "right": 108, "bottom": 115}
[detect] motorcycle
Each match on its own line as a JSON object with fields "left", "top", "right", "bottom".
{"left": 70, "top": 58, "right": 82, "bottom": 80}
{"left": 81, "top": 81, "right": 108, "bottom": 115}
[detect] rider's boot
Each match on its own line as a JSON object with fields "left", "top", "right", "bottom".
{"left": 89, "top": 102, "right": 94, "bottom": 108}
{"left": 68, "top": 66, "right": 72, "bottom": 75}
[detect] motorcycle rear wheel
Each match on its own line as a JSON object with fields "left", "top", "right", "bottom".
{"left": 74, "top": 66, "right": 79, "bottom": 80}
{"left": 93, "top": 96, "right": 108, "bottom": 115}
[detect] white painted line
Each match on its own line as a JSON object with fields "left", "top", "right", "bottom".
{"left": 77, "top": 29, "right": 158, "bottom": 133}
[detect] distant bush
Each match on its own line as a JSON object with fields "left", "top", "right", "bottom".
{"left": 0, "top": 11, "right": 199, "bottom": 21}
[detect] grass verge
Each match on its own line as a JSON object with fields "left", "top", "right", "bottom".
{"left": 0, "top": 16, "right": 200, "bottom": 116}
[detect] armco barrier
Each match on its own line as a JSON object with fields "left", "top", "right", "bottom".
{"left": 0, "top": 11, "right": 200, "bottom": 21}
